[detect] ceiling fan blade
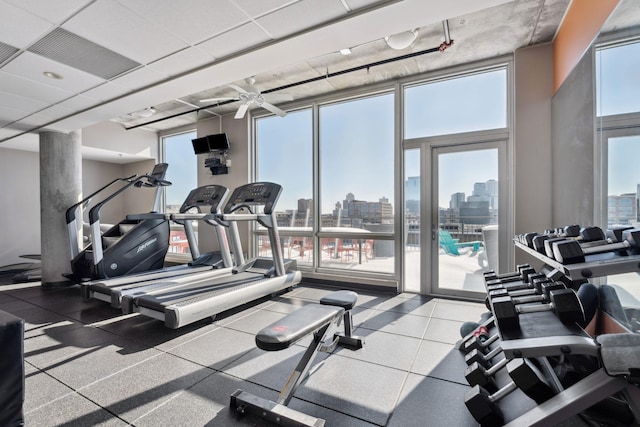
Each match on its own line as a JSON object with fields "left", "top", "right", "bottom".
{"left": 261, "top": 101, "right": 287, "bottom": 117}
{"left": 199, "top": 97, "right": 237, "bottom": 102}
{"left": 235, "top": 103, "right": 249, "bottom": 119}
{"left": 262, "top": 93, "right": 294, "bottom": 102}
{"left": 228, "top": 83, "right": 249, "bottom": 94}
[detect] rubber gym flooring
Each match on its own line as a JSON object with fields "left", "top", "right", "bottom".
{"left": 0, "top": 278, "right": 589, "bottom": 426}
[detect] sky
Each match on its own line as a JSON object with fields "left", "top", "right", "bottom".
{"left": 596, "top": 42, "right": 640, "bottom": 197}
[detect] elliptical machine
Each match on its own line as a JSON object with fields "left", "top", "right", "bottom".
{"left": 67, "top": 163, "right": 172, "bottom": 282}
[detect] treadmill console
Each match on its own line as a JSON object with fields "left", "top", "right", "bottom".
{"left": 179, "top": 185, "right": 229, "bottom": 214}
{"left": 225, "top": 182, "right": 282, "bottom": 215}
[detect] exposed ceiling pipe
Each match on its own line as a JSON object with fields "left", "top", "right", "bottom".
{"left": 126, "top": 23, "right": 455, "bottom": 130}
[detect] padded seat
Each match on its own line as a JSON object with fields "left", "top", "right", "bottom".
{"left": 256, "top": 304, "right": 343, "bottom": 351}
{"left": 320, "top": 290, "right": 358, "bottom": 310}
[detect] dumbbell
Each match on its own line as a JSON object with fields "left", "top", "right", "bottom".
{"left": 488, "top": 281, "right": 566, "bottom": 305}
{"left": 465, "top": 346, "right": 503, "bottom": 369}
{"left": 525, "top": 225, "right": 582, "bottom": 250}
{"left": 485, "top": 266, "right": 537, "bottom": 289}
{"left": 552, "top": 237, "right": 633, "bottom": 264}
{"left": 483, "top": 264, "right": 531, "bottom": 281}
{"left": 465, "top": 357, "right": 510, "bottom": 389}
{"left": 529, "top": 225, "right": 577, "bottom": 252}
{"left": 486, "top": 271, "right": 545, "bottom": 294}
{"left": 492, "top": 288, "right": 584, "bottom": 331}
{"left": 484, "top": 274, "right": 548, "bottom": 311}
{"left": 465, "top": 358, "right": 555, "bottom": 426}
{"left": 461, "top": 325, "right": 500, "bottom": 354}
{"left": 543, "top": 226, "right": 610, "bottom": 259}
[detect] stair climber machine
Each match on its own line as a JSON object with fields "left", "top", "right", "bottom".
{"left": 121, "top": 182, "right": 301, "bottom": 329}
{"left": 82, "top": 184, "right": 241, "bottom": 308}
{"left": 67, "top": 163, "right": 172, "bottom": 283}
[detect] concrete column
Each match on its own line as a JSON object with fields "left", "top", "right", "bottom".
{"left": 39, "top": 130, "right": 82, "bottom": 287}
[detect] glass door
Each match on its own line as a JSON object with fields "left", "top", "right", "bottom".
{"left": 431, "top": 142, "right": 506, "bottom": 298}
{"left": 402, "top": 137, "right": 509, "bottom": 298}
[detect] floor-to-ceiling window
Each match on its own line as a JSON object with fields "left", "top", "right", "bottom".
{"left": 161, "top": 130, "right": 198, "bottom": 257}
{"left": 318, "top": 93, "right": 395, "bottom": 274}
{"left": 255, "top": 109, "right": 313, "bottom": 266}
{"left": 595, "top": 37, "right": 640, "bottom": 312}
{"left": 254, "top": 92, "right": 396, "bottom": 286}
{"left": 253, "top": 62, "right": 511, "bottom": 294}
{"left": 402, "top": 66, "right": 510, "bottom": 297}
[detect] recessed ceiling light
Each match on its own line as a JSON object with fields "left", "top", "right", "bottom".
{"left": 340, "top": 48, "right": 352, "bottom": 55}
{"left": 43, "top": 71, "right": 63, "bottom": 80}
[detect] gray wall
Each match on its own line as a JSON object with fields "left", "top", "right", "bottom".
{"left": 0, "top": 148, "right": 40, "bottom": 265}
{"left": 196, "top": 114, "right": 250, "bottom": 254}
{"left": 551, "top": 49, "right": 596, "bottom": 227}
{"left": 0, "top": 150, "right": 158, "bottom": 267}
{"left": 513, "top": 43, "right": 554, "bottom": 266}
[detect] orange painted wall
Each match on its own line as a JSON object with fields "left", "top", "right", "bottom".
{"left": 553, "top": 0, "right": 619, "bottom": 92}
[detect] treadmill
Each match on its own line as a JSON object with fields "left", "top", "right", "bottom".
{"left": 81, "top": 184, "right": 239, "bottom": 308}
{"left": 121, "top": 182, "right": 301, "bottom": 329}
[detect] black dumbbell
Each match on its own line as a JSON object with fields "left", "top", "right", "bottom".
{"left": 484, "top": 274, "right": 550, "bottom": 311}
{"left": 483, "top": 264, "right": 531, "bottom": 281}
{"left": 465, "top": 357, "right": 509, "bottom": 389}
{"left": 485, "top": 268, "right": 537, "bottom": 292}
{"left": 486, "top": 271, "right": 545, "bottom": 294}
{"left": 623, "top": 229, "right": 640, "bottom": 255}
{"left": 465, "top": 346, "right": 502, "bottom": 369}
{"left": 462, "top": 326, "right": 500, "bottom": 355}
{"left": 488, "top": 281, "right": 566, "bottom": 305}
{"left": 529, "top": 225, "right": 575, "bottom": 252}
{"left": 552, "top": 230, "right": 637, "bottom": 264}
{"left": 543, "top": 226, "right": 609, "bottom": 259}
{"left": 492, "top": 288, "right": 584, "bottom": 331}
{"left": 465, "top": 358, "right": 555, "bottom": 426}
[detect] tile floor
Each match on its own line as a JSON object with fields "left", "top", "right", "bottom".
{"left": 1, "top": 278, "right": 498, "bottom": 426}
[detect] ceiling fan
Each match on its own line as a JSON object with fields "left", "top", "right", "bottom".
{"left": 200, "top": 77, "right": 293, "bottom": 119}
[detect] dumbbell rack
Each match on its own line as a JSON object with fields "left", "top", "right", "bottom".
{"left": 514, "top": 240, "right": 640, "bottom": 281}
{"left": 492, "top": 240, "right": 640, "bottom": 425}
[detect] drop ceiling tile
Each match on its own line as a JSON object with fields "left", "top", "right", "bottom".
{"left": 62, "top": 0, "right": 188, "bottom": 64}
{"left": 1, "top": 51, "right": 105, "bottom": 93}
{"left": 0, "top": 74, "right": 69, "bottom": 107}
{"left": 0, "top": 1, "right": 54, "bottom": 48}
{"left": 3, "top": 0, "right": 93, "bottom": 24}
{"left": 148, "top": 47, "right": 215, "bottom": 77}
{"left": 81, "top": 81, "right": 130, "bottom": 102}
{"left": 54, "top": 94, "right": 99, "bottom": 112}
{"left": 112, "top": 66, "right": 167, "bottom": 90}
{"left": 0, "top": 127, "right": 23, "bottom": 141}
{"left": 13, "top": 111, "right": 59, "bottom": 129}
{"left": 119, "top": 0, "right": 249, "bottom": 44}
{"left": 256, "top": 0, "right": 347, "bottom": 39}
{"left": 0, "top": 104, "right": 30, "bottom": 124}
{"left": 344, "top": 0, "right": 389, "bottom": 12}
{"left": 233, "top": 0, "right": 298, "bottom": 17}
{"left": 52, "top": 104, "right": 122, "bottom": 132}
{"left": 197, "top": 22, "right": 270, "bottom": 59}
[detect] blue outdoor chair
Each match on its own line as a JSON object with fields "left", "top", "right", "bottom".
{"left": 438, "top": 230, "right": 483, "bottom": 256}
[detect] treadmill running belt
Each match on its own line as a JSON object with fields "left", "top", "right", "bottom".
{"left": 133, "top": 274, "right": 265, "bottom": 312}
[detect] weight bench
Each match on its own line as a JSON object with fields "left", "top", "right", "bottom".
{"left": 230, "top": 290, "right": 364, "bottom": 427}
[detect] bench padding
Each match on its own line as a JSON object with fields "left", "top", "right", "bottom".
{"left": 256, "top": 304, "right": 343, "bottom": 351}
{"left": 319, "top": 290, "right": 357, "bottom": 310}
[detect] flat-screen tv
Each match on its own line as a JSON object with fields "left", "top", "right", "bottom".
{"left": 191, "top": 133, "right": 230, "bottom": 154}
{"left": 192, "top": 137, "right": 210, "bottom": 154}
{"left": 206, "top": 133, "right": 230, "bottom": 150}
